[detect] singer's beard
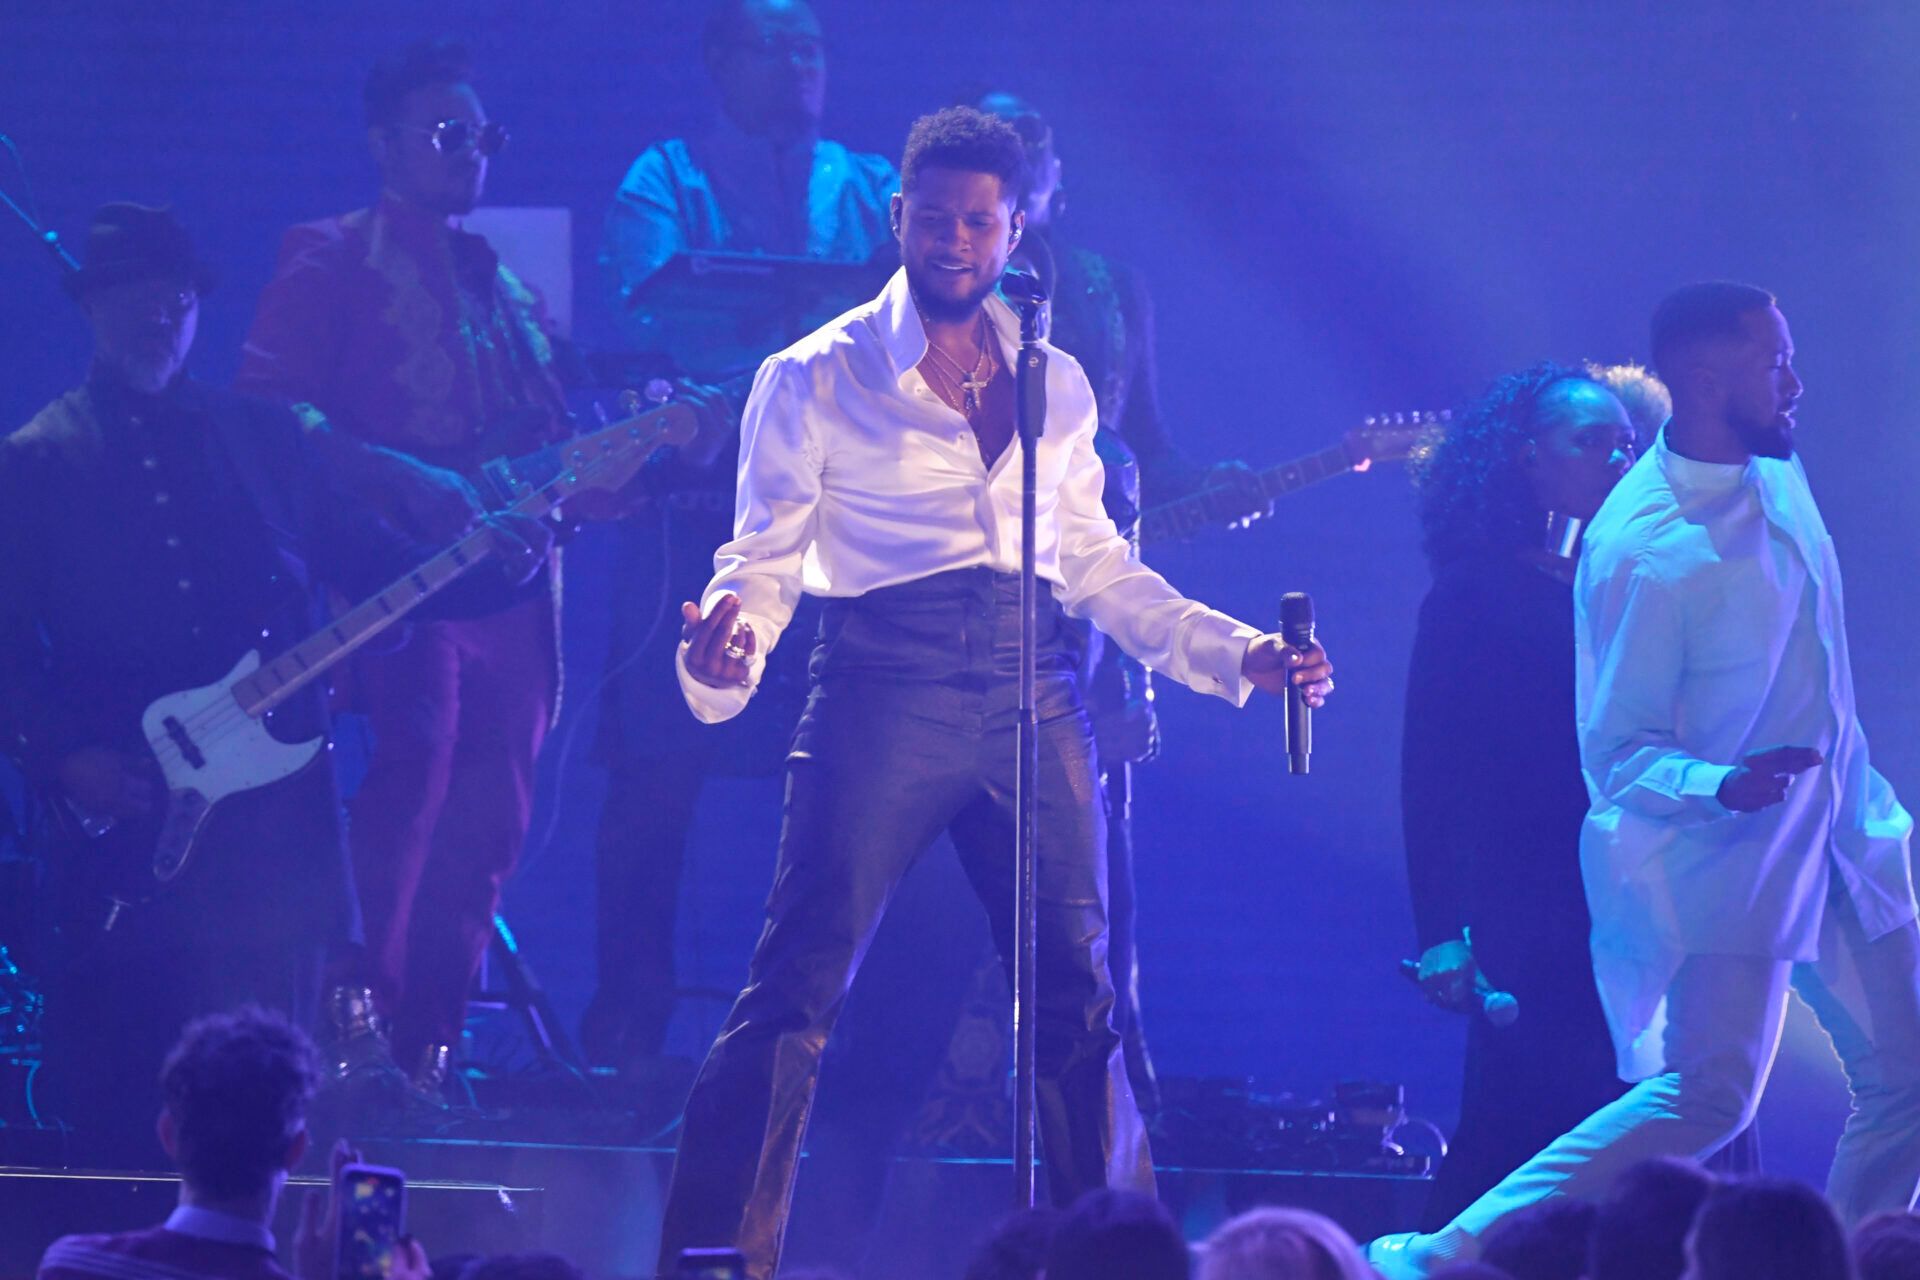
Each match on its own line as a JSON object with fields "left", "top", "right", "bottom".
{"left": 905, "top": 260, "right": 1000, "bottom": 324}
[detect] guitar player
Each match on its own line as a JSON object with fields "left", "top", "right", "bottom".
{"left": 0, "top": 202, "right": 546, "bottom": 1168}
{"left": 232, "top": 39, "right": 647, "bottom": 1098}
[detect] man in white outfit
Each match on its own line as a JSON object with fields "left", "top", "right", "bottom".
{"left": 1373, "top": 281, "right": 1920, "bottom": 1276}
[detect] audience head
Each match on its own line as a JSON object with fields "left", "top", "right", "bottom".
{"left": 1854, "top": 1212, "right": 1920, "bottom": 1280}
{"left": 702, "top": 0, "right": 825, "bottom": 142}
{"left": 364, "top": 38, "right": 497, "bottom": 217}
{"left": 1196, "top": 1206, "right": 1374, "bottom": 1280}
{"left": 1479, "top": 1200, "right": 1594, "bottom": 1280}
{"left": 1684, "top": 1177, "right": 1854, "bottom": 1280}
{"left": 1045, "top": 1188, "right": 1191, "bottom": 1280}
{"left": 1650, "top": 281, "right": 1799, "bottom": 460}
{"left": 965, "top": 1206, "right": 1062, "bottom": 1280}
{"left": 158, "top": 1006, "right": 319, "bottom": 1202}
{"left": 1587, "top": 1156, "right": 1714, "bottom": 1280}
{"left": 1413, "top": 361, "right": 1635, "bottom": 569}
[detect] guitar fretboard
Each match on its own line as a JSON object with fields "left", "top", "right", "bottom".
{"left": 1140, "top": 442, "right": 1354, "bottom": 544}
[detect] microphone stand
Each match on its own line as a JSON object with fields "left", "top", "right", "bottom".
{"left": 0, "top": 135, "right": 79, "bottom": 277}
{"left": 1010, "top": 281, "right": 1048, "bottom": 1208}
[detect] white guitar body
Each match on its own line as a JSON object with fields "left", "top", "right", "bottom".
{"left": 139, "top": 649, "right": 325, "bottom": 881}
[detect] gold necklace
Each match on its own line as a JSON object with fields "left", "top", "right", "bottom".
{"left": 921, "top": 312, "right": 994, "bottom": 415}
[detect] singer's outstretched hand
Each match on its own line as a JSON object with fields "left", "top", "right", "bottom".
{"left": 681, "top": 593, "right": 757, "bottom": 689}
{"left": 1243, "top": 635, "right": 1333, "bottom": 702}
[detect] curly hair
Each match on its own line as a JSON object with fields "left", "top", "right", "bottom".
{"left": 1412, "top": 361, "right": 1600, "bottom": 570}
{"left": 901, "top": 106, "right": 1027, "bottom": 199}
{"left": 364, "top": 38, "right": 473, "bottom": 126}
{"left": 1586, "top": 360, "right": 1670, "bottom": 448}
{"left": 1198, "top": 1206, "right": 1374, "bottom": 1280}
{"left": 161, "top": 1007, "right": 319, "bottom": 1199}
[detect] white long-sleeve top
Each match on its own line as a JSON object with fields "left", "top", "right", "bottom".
{"left": 676, "top": 269, "right": 1260, "bottom": 723}
{"left": 1574, "top": 428, "right": 1916, "bottom": 1079}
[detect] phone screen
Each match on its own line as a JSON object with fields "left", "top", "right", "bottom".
{"left": 676, "top": 1247, "right": 746, "bottom": 1280}
{"left": 336, "top": 1165, "right": 406, "bottom": 1280}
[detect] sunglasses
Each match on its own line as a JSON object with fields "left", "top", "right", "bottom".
{"left": 396, "top": 118, "right": 510, "bottom": 158}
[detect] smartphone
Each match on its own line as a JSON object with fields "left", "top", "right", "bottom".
{"left": 676, "top": 1247, "right": 747, "bottom": 1280}
{"left": 334, "top": 1162, "right": 407, "bottom": 1280}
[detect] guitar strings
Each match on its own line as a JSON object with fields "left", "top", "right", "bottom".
{"left": 153, "top": 423, "right": 659, "bottom": 771}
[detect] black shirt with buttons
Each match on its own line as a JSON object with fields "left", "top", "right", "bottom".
{"left": 0, "top": 373, "right": 428, "bottom": 785}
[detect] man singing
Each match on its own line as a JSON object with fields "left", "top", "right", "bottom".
{"left": 659, "top": 106, "right": 1332, "bottom": 1279}
{"left": 1372, "top": 283, "right": 1920, "bottom": 1276}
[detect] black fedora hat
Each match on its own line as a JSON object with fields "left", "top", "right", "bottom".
{"left": 63, "top": 202, "right": 217, "bottom": 302}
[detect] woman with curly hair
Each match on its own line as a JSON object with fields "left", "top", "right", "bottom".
{"left": 1400, "top": 362, "right": 1639, "bottom": 1226}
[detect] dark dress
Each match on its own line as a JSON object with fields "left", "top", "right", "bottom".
{"left": 1401, "top": 549, "right": 1625, "bottom": 1227}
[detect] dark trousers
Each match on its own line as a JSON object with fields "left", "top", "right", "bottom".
{"left": 656, "top": 570, "right": 1154, "bottom": 1280}
{"left": 39, "top": 762, "right": 339, "bottom": 1168}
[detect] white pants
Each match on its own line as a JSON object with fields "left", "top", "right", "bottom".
{"left": 1452, "top": 885, "right": 1920, "bottom": 1238}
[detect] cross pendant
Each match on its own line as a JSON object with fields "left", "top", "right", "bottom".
{"left": 960, "top": 376, "right": 988, "bottom": 412}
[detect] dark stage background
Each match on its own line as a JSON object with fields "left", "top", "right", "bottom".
{"left": 7, "top": 1, "right": 1920, "bottom": 1193}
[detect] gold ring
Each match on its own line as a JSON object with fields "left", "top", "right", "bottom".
{"left": 723, "top": 641, "right": 748, "bottom": 661}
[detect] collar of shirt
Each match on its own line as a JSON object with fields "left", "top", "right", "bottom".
{"left": 871, "top": 267, "right": 1022, "bottom": 390}
{"left": 85, "top": 370, "right": 202, "bottom": 439}
{"left": 701, "top": 110, "right": 820, "bottom": 178}
{"left": 164, "top": 1204, "right": 276, "bottom": 1254}
{"left": 1654, "top": 423, "right": 1755, "bottom": 493}
{"left": 375, "top": 190, "right": 499, "bottom": 280}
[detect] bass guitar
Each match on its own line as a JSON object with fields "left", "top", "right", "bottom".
{"left": 72, "top": 398, "right": 696, "bottom": 925}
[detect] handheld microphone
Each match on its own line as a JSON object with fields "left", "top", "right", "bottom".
{"left": 1279, "top": 592, "right": 1314, "bottom": 775}
{"left": 1397, "top": 959, "right": 1521, "bottom": 1028}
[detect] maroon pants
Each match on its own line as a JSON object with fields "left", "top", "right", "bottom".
{"left": 348, "top": 596, "right": 555, "bottom": 1066}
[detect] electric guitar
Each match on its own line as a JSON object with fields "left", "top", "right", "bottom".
{"left": 68, "top": 399, "right": 697, "bottom": 925}
{"left": 1137, "top": 412, "right": 1448, "bottom": 544}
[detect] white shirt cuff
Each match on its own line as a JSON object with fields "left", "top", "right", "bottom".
{"left": 1181, "top": 615, "right": 1262, "bottom": 707}
{"left": 675, "top": 636, "right": 764, "bottom": 724}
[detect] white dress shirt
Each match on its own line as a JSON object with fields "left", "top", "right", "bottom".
{"left": 676, "top": 268, "right": 1260, "bottom": 723}
{"left": 1574, "top": 428, "right": 1916, "bottom": 1079}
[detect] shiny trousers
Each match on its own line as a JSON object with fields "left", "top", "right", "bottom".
{"left": 348, "top": 596, "right": 555, "bottom": 1067}
{"left": 656, "top": 570, "right": 1155, "bottom": 1280}
{"left": 1451, "top": 878, "right": 1920, "bottom": 1243}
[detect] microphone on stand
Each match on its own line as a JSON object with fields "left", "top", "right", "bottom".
{"left": 1279, "top": 592, "right": 1314, "bottom": 775}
